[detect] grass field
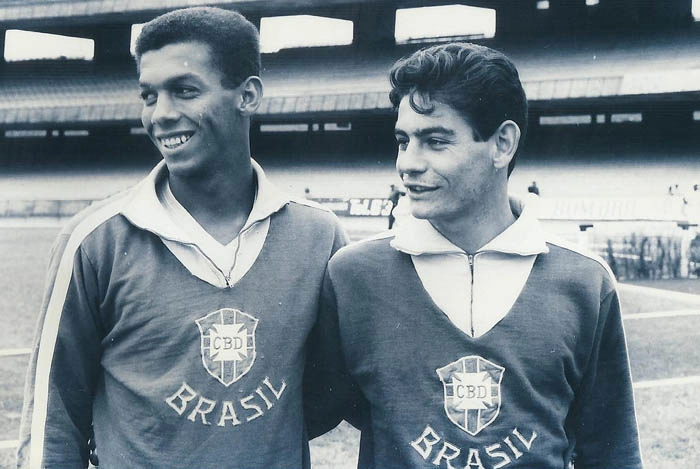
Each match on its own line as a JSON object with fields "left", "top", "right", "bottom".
{"left": 1, "top": 225, "right": 699, "bottom": 468}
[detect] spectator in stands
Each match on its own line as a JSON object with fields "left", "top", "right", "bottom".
{"left": 654, "top": 236, "right": 667, "bottom": 280}
{"left": 690, "top": 234, "right": 700, "bottom": 277}
{"left": 387, "top": 183, "right": 406, "bottom": 229}
{"left": 17, "top": 7, "right": 347, "bottom": 469}
{"left": 527, "top": 180, "right": 540, "bottom": 195}
{"left": 606, "top": 238, "right": 618, "bottom": 277}
{"left": 638, "top": 236, "right": 651, "bottom": 279}
{"left": 626, "top": 235, "right": 638, "bottom": 279}
{"left": 308, "top": 42, "right": 642, "bottom": 468}
{"left": 687, "top": 183, "right": 699, "bottom": 214}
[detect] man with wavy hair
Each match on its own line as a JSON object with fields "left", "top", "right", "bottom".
{"left": 310, "top": 43, "right": 642, "bottom": 468}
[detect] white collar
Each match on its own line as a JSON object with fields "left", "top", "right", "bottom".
{"left": 390, "top": 194, "right": 549, "bottom": 257}
{"left": 121, "top": 158, "right": 289, "bottom": 241}
{"left": 245, "top": 159, "right": 291, "bottom": 229}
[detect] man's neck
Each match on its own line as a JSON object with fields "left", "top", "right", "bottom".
{"left": 167, "top": 160, "right": 255, "bottom": 245}
{"left": 430, "top": 198, "right": 517, "bottom": 255}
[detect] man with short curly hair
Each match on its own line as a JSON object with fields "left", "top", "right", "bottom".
{"left": 18, "top": 7, "right": 347, "bottom": 468}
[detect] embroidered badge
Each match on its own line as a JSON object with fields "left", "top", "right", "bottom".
{"left": 436, "top": 355, "right": 505, "bottom": 436}
{"left": 196, "top": 308, "right": 258, "bottom": 386}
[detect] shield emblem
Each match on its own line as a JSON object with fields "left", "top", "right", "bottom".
{"left": 196, "top": 308, "right": 259, "bottom": 386}
{"left": 436, "top": 355, "right": 505, "bottom": 436}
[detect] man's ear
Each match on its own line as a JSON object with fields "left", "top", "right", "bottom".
{"left": 238, "top": 76, "right": 264, "bottom": 116}
{"left": 491, "top": 120, "right": 520, "bottom": 171}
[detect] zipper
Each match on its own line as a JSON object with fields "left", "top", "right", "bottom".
{"left": 467, "top": 253, "right": 475, "bottom": 337}
{"left": 155, "top": 220, "right": 260, "bottom": 288}
{"left": 192, "top": 243, "right": 232, "bottom": 287}
{"left": 221, "top": 220, "right": 260, "bottom": 287}
{"left": 224, "top": 235, "right": 244, "bottom": 287}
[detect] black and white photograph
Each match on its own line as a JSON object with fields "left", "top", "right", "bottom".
{"left": 1, "top": 1, "right": 699, "bottom": 468}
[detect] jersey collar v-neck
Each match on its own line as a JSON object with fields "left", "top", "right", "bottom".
{"left": 121, "top": 159, "right": 290, "bottom": 288}
{"left": 389, "top": 196, "right": 549, "bottom": 337}
{"left": 390, "top": 196, "right": 549, "bottom": 257}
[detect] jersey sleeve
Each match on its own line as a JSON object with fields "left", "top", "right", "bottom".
{"left": 570, "top": 288, "right": 643, "bottom": 468}
{"left": 17, "top": 232, "right": 103, "bottom": 469}
{"left": 304, "top": 267, "right": 367, "bottom": 439}
{"left": 330, "top": 215, "right": 350, "bottom": 257}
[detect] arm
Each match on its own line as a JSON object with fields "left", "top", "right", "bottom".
{"left": 330, "top": 215, "right": 350, "bottom": 257}
{"left": 570, "top": 289, "right": 643, "bottom": 468}
{"left": 17, "top": 234, "right": 103, "bottom": 469}
{"left": 304, "top": 269, "right": 367, "bottom": 439}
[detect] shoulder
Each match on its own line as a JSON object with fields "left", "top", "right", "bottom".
{"left": 271, "top": 198, "right": 349, "bottom": 252}
{"left": 56, "top": 190, "right": 134, "bottom": 254}
{"left": 278, "top": 198, "right": 348, "bottom": 240}
{"left": 544, "top": 234, "right": 615, "bottom": 277}
{"left": 283, "top": 197, "right": 341, "bottom": 224}
{"left": 287, "top": 196, "right": 334, "bottom": 213}
{"left": 542, "top": 234, "right": 617, "bottom": 294}
{"left": 330, "top": 231, "right": 396, "bottom": 268}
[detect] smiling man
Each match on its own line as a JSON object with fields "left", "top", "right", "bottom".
{"left": 310, "top": 43, "right": 643, "bottom": 468}
{"left": 17, "top": 7, "right": 347, "bottom": 469}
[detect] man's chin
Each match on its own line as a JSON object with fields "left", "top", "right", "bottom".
{"left": 161, "top": 156, "right": 201, "bottom": 177}
{"left": 409, "top": 207, "right": 432, "bottom": 220}
{"left": 410, "top": 204, "right": 456, "bottom": 225}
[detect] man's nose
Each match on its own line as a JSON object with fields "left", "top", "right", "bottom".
{"left": 396, "top": 142, "right": 428, "bottom": 176}
{"left": 150, "top": 94, "right": 180, "bottom": 125}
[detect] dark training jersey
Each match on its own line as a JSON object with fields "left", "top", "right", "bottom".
{"left": 18, "top": 174, "right": 347, "bottom": 468}
{"left": 313, "top": 235, "right": 643, "bottom": 469}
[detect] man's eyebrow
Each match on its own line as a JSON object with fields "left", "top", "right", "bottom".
{"left": 139, "top": 73, "right": 200, "bottom": 88}
{"left": 394, "top": 126, "right": 456, "bottom": 137}
{"left": 416, "top": 126, "right": 455, "bottom": 137}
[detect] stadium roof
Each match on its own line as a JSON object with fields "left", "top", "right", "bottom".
{"left": 261, "top": 30, "right": 700, "bottom": 105}
{"left": 0, "top": 0, "right": 692, "bottom": 29}
{"left": 0, "top": 30, "right": 698, "bottom": 127}
{"left": 0, "top": 0, "right": 499, "bottom": 25}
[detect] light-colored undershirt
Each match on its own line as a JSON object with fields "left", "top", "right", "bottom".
{"left": 121, "top": 159, "right": 289, "bottom": 288}
{"left": 390, "top": 196, "right": 549, "bottom": 337}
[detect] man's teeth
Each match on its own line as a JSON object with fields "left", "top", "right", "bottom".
{"left": 161, "top": 134, "right": 191, "bottom": 149}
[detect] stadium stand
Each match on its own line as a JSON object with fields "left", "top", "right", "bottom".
{"left": 1, "top": 8, "right": 698, "bottom": 467}
{"left": 0, "top": 0, "right": 698, "bottom": 262}
{"left": 0, "top": 29, "right": 699, "bottom": 126}
{"left": 0, "top": 5, "right": 699, "bottom": 467}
